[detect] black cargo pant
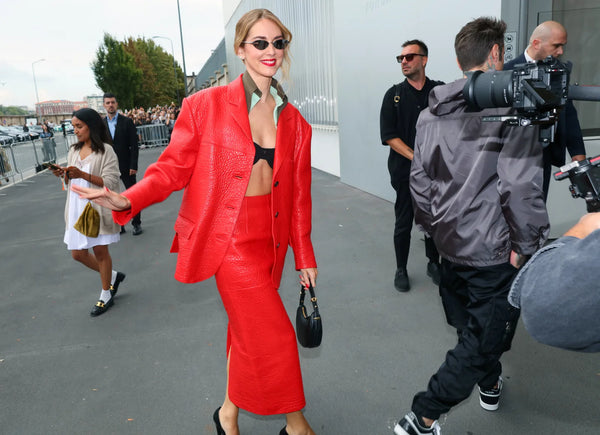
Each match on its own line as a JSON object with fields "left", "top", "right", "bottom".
{"left": 393, "top": 181, "right": 439, "bottom": 269}
{"left": 411, "top": 259, "right": 520, "bottom": 420}
{"left": 121, "top": 173, "right": 141, "bottom": 226}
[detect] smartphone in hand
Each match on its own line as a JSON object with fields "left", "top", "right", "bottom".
{"left": 43, "top": 162, "right": 61, "bottom": 171}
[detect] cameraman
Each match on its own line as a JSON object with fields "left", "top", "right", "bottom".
{"left": 393, "top": 17, "right": 549, "bottom": 435}
{"left": 509, "top": 213, "right": 600, "bottom": 352}
{"left": 505, "top": 21, "right": 586, "bottom": 200}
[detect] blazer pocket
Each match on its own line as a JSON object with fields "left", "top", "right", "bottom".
{"left": 174, "top": 214, "right": 196, "bottom": 240}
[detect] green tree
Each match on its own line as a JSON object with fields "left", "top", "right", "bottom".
{"left": 92, "top": 33, "right": 143, "bottom": 109}
{"left": 92, "top": 33, "right": 185, "bottom": 109}
{"left": 123, "top": 38, "right": 157, "bottom": 108}
{"left": 125, "top": 37, "right": 184, "bottom": 107}
{"left": 0, "top": 105, "right": 30, "bottom": 116}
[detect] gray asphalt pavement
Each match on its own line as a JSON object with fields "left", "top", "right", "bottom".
{"left": 1, "top": 146, "right": 598, "bottom": 435}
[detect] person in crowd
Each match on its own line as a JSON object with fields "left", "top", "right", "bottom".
{"left": 72, "top": 9, "right": 317, "bottom": 435}
{"left": 394, "top": 17, "right": 549, "bottom": 435}
{"left": 165, "top": 112, "right": 176, "bottom": 141}
{"left": 504, "top": 20, "right": 586, "bottom": 200}
{"left": 43, "top": 120, "right": 54, "bottom": 137}
{"left": 40, "top": 123, "right": 52, "bottom": 138}
{"left": 0, "top": 145, "right": 11, "bottom": 184}
{"left": 40, "top": 124, "right": 56, "bottom": 162}
{"left": 509, "top": 212, "right": 600, "bottom": 352}
{"left": 379, "top": 39, "right": 443, "bottom": 292}
{"left": 102, "top": 92, "right": 143, "bottom": 236}
{"left": 50, "top": 108, "right": 126, "bottom": 317}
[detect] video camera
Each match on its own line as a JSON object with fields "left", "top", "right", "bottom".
{"left": 463, "top": 57, "right": 600, "bottom": 144}
{"left": 554, "top": 156, "right": 600, "bottom": 212}
{"left": 463, "top": 56, "right": 600, "bottom": 209}
{"left": 463, "top": 57, "right": 569, "bottom": 145}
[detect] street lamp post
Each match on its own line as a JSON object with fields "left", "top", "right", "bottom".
{"left": 177, "top": 0, "right": 188, "bottom": 97}
{"left": 32, "top": 58, "right": 45, "bottom": 119}
{"left": 152, "top": 36, "right": 180, "bottom": 104}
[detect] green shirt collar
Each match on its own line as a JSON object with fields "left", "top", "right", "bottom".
{"left": 242, "top": 71, "right": 288, "bottom": 124}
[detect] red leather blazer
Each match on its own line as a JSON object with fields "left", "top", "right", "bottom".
{"left": 113, "top": 75, "right": 317, "bottom": 286}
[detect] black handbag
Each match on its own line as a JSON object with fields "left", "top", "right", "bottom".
{"left": 295, "top": 283, "right": 323, "bottom": 348}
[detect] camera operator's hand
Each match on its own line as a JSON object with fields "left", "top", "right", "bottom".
{"left": 510, "top": 250, "right": 529, "bottom": 269}
{"left": 564, "top": 212, "right": 600, "bottom": 239}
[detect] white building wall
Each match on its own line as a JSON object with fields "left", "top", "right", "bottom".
{"left": 334, "top": 0, "right": 502, "bottom": 201}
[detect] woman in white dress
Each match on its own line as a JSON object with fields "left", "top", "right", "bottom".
{"left": 52, "top": 108, "right": 126, "bottom": 316}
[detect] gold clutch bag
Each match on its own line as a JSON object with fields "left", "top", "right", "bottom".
{"left": 74, "top": 202, "right": 100, "bottom": 238}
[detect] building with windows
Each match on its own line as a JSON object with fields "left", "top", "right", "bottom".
{"left": 194, "top": 38, "right": 228, "bottom": 91}
{"left": 35, "top": 100, "right": 74, "bottom": 117}
{"left": 85, "top": 95, "right": 105, "bottom": 113}
{"left": 35, "top": 99, "right": 88, "bottom": 118}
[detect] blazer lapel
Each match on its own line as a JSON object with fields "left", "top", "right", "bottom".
{"left": 228, "top": 77, "right": 253, "bottom": 146}
{"left": 273, "top": 106, "right": 294, "bottom": 176}
{"left": 226, "top": 74, "right": 295, "bottom": 172}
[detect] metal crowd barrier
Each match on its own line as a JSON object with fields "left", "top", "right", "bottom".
{"left": 137, "top": 124, "right": 170, "bottom": 148}
{"left": 0, "top": 135, "right": 74, "bottom": 188}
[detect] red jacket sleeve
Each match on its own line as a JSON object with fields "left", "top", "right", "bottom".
{"left": 113, "top": 97, "right": 199, "bottom": 225}
{"left": 290, "top": 118, "right": 317, "bottom": 270}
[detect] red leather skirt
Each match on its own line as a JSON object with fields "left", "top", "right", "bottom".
{"left": 215, "top": 194, "right": 305, "bottom": 415}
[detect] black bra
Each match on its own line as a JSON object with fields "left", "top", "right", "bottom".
{"left": 253, "top": 142, "right": 274, "bottom": 168}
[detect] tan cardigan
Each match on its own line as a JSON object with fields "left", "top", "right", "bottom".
{"left": 64, "top": 143, "right": 121, "bottom": 235}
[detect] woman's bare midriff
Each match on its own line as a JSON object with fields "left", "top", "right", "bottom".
{"left": 245, "top": 159, "right": 273, "bottom": 196}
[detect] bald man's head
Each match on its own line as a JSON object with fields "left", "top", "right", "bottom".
{"left": 527, "top": 20, "right": 567, "bottom": 60}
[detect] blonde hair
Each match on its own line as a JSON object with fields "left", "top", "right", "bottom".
{"left": 234, "top": 9, "right": 292, "bottom": 81}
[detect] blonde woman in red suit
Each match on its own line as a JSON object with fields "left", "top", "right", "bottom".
{"left": 72, "top": 8, "right": 317, "bottom": 435}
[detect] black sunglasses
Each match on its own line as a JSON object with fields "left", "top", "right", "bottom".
{"left": 396, "top": 53, "right": 426, "bottom": 63}
{"left": 242, "top": 39, "right": 289, "bottom": 50}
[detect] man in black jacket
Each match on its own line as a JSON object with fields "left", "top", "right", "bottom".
{"left": 504, "top": 20, "right": 586, "bottom": 200}
{"left": 103, "top": 93, "right": 142, "bottom": 235}
{"left": 379, "top": 39, "right": 443, "bottom": 292}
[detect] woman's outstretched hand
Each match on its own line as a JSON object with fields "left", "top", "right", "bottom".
{"left": 70, "top": 184, "right": 131, "bottom": 211}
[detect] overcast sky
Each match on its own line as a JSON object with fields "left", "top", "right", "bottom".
{"left": 0, "top": 0, "right": 225, "bottom": 109}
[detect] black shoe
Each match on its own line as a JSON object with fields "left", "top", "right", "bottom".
{"left": 90, "top": 298, "right": 114, "bottom": 317}
{"left": 132, "top": 224, "right": 143, "bottom": 236}
{"left": 479, "top": 376, "right": 503, "bottom": 411}
{"left": 120, "top": 226, "right": 126, "bottom": 234}
{"left": 213, "top": 407, "right": 226, "bottom": 435}
{"left": 279, "top": 427, "right": 289, "bottom": 435}
{"left": 426, "top": 261, "right": 441, "bottom": 286}
{"left": 394, "top": 412, "right": 441, "bottom": 434}
{"left": 394, "top": 267, "right": 410, "bottom": 292}
{"left": 110, "top": 271, "right": 126, "bottom": 298}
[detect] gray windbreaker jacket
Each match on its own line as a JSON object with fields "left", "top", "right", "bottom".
{"left": 410, "top": 78, "right": 550, "bottom": 267}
